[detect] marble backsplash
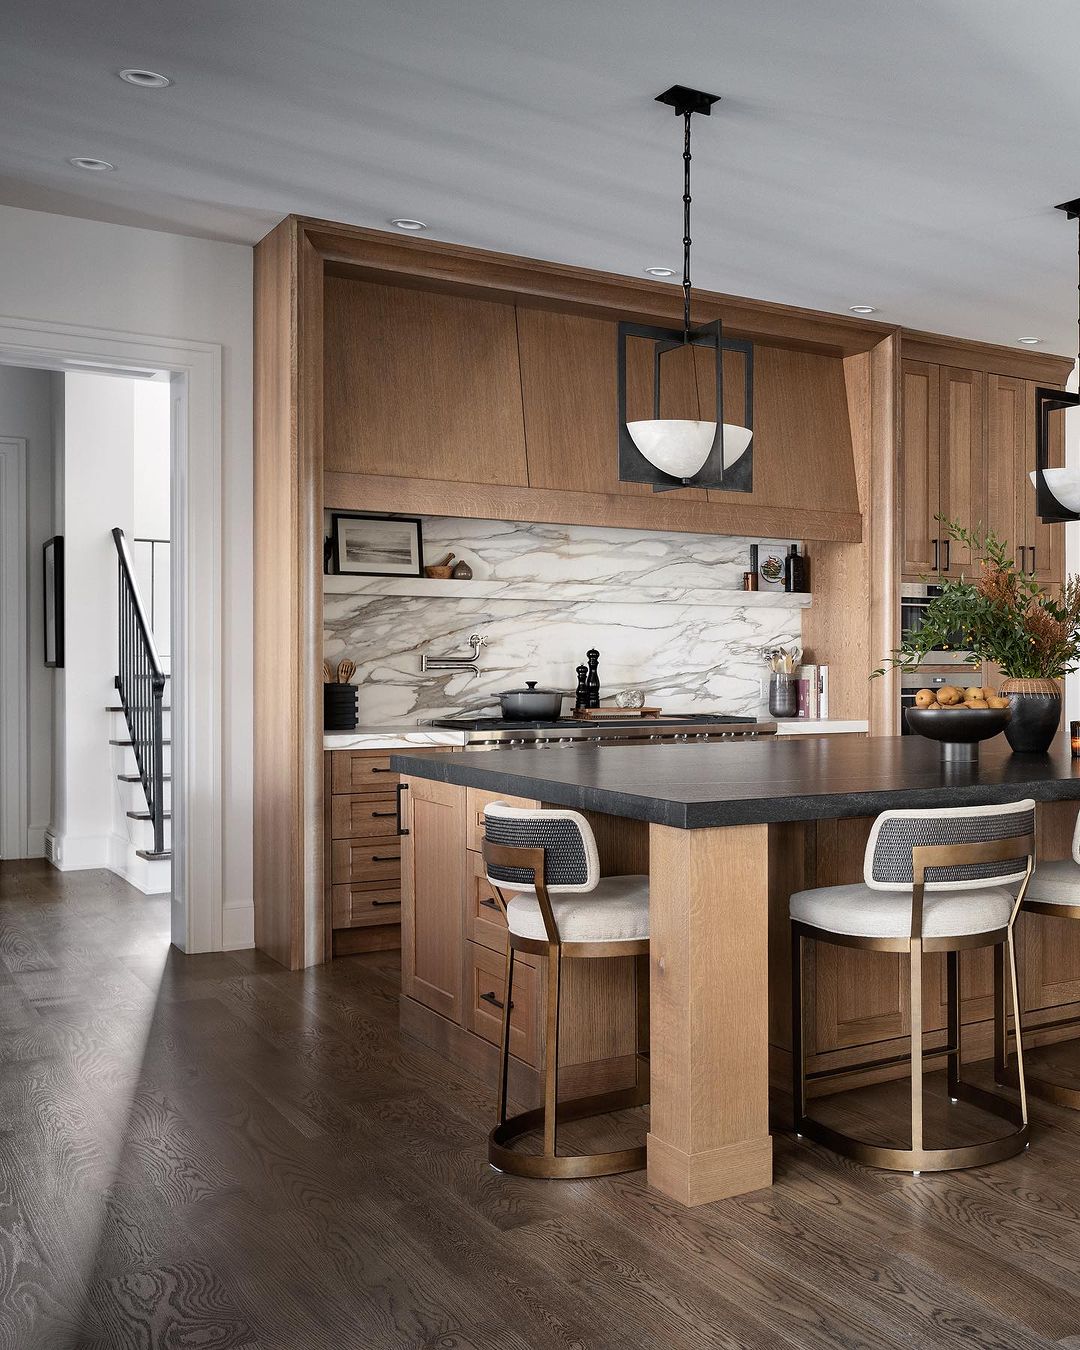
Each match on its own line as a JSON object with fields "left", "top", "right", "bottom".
{"left": 323, "top": 516, "right": 804, "bottom": 725}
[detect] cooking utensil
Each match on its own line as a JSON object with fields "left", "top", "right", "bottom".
{"left": 424, "top": 552, "right": 456, "bottom": 579}
{"left": 497, "top": 682, "right": 566, "bottom": 721}
{"left": 323, "top": 660, "right": 332, "bottom": 683}
{"left": 336, "top": 659, "right": 356, "bottom": 684}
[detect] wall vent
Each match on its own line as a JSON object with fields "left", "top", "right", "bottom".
{"left": 43, "top": 831, "right": 59, "bottom": 865}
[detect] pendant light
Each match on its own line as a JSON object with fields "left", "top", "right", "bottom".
{"left": 617, "top": 85, "right": 754, "bottom": 494}
{"left": 1030, "top": 197, "right": 1080, "bottom": 523}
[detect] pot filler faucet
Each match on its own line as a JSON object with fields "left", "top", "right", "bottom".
{"left": 420, "top": 633, "right": 487, "bottom": 677}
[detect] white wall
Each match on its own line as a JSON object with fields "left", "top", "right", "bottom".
{"left": 54, "top": 373, "right": 135, "bottom": 866}
{"left": 0, "top": 203, "right": 253, "bottom": 948}
{"left": 133, "top": 381, "right": 170, "bottom": 540}
{"left": 0, "top": 365, "right": 55, "bottom": 855}
{"left": 1067, "top": 362, "right": 1079, "bottom": 732}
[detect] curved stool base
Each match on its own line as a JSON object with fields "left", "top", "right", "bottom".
{"left": 796, "top": 1083, "right": 1028, "bottom": 1174}
{"left": 489, "top": 1086, "right": 647, "bottom": 1180}
{"left": 1000, "top": 1062, "right": 1080, "bottom": 1111}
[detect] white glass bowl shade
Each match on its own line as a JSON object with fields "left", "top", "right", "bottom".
{"left": 1029, "top": 468, "right": 1080, "bottom": 515}
{"left": 626, "top": 419, "right": 753, "bottom": 480}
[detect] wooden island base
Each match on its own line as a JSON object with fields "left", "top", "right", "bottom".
{"left": 399, "top": 764, "right": 1080, "bottom": 1207}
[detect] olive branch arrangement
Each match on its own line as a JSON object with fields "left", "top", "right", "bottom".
{"left": 873, "top": 517, "right": 1080, "bottom": 680}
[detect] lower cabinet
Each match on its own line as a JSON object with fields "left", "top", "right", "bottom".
{"left": 400, "top": 774, "right": 642, "bottom": 1096}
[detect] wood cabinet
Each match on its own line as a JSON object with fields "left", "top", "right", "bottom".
{"left": 324, "top": 277, "right": 529, "bottom": 487}
{"left": 902, "top": 360, "right": 1064, "bottom": 586}
{"left": 400, "top": 776, "right": 642, "bottom": 1097}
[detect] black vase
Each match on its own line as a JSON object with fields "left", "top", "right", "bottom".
{"left": 1000, "top": 678, "right": 1061, "bottom": 754}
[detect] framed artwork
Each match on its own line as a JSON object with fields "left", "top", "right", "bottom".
{"left": 330, "top": 512, "right": 424, "bottom": 577}
{"left": 43, "top": 535, "right": 64, "bottom": 668}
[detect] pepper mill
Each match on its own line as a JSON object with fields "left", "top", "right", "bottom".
{"left": 585, "top": 649, "right": 601, "bottom": 709}
{"left": 575, "top": 665, "right": 589, "bottom": 711}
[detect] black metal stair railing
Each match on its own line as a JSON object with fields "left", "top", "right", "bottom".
{"left": 112, "top": 527, "right": 167, "bottom": 856}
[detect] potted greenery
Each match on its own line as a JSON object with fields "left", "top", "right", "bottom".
{"left": 876, "top": 519, "right": 1080, "bottom": 753}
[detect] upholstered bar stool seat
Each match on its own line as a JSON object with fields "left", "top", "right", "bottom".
{"left": 482, "top": 802, "right": 650, "bottom": 1180}
{"left": 791, "top": 801, "right": 1035, "bottom": 1174}
{"left": 506, "top": 875, "right": 650, "bottom": 944}
{"left": 1022, "top": 857, "right": 1080, "bottom": 906}
{"left": 790, "top": 882, "right": 1016, "bottom": 940}
{"left": 1001, "top": 838, "right": 1080, "bottom": 1107}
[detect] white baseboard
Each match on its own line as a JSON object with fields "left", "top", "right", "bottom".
{"left": 106, "top": 832, "right": 171, "bottom": 895}
{"left": 222, "top": 899, "right": 254, "bottom": 950}
{"left": 50, "top": 832, "right": 112, "bottom": 870}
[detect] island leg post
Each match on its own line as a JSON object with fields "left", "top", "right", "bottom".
{"left": 646, "top": 822, "right": 773, "bottom": 1205}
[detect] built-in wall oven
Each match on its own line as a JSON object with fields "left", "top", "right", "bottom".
{"left": 899, "top": 583, "right": 976, "bottom": 668}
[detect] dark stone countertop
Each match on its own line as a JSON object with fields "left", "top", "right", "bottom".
{"left": 391, "top": 736, "right": 1080, "bottom": 829}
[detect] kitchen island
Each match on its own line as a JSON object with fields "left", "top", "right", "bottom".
{"left": 393, "top": 736, "right": 1080, "bottom": 1206}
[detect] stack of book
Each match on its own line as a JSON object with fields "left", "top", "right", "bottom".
{"left": 795, "top": 664, "right": 829, "bottom": 719}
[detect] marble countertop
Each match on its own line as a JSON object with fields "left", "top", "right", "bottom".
{"left": 391, "top": 736, "right": 1080, "bottom": 829}
{"left": 324, "top": 727, "right": 467, "bottom": 750}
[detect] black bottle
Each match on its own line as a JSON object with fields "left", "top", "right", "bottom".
{"left": 575, "top": 665, "right": 589, "bottom": 711}
{"left": 784, "top": 544, "right": 809, "bottom": 594}
{"left": 585, "top": 649, "right": 601, "bottom": 709}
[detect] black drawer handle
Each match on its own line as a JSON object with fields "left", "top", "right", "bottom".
{"left": 370, "top": 766, "right": 395, "bottom": 773}
{"left": 370, "top": 898, "right": 399, "bottom": 907}
{"left": 370, "top": 810, "right": 396, "bottom": 818}
{"left": 479, "top": 897, "right": 499, "bottom": 911}
{"left": 370, "top": 854, "right": 399, "bottom": 862}
{"left": 479, "top": 990, "right": 513, "bottom": 1011}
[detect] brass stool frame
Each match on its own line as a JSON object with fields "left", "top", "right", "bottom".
{"left": 792, "top": 835, "right": 1033, "bottom": 1173}
{"left": 999, "top": 895, "right": 1080, "bottom": 1108}
{"left": 482, "top": 837, "right": 649, "bottom": 1180}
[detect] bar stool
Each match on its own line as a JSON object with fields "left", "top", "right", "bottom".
{"left": 1001, "top": 813, "right": 1080, "bottom": 1106}
{"left": 481, "top": 802, "right": 650, "bottom": 1179}
{"left": 790, "top": 800, "right": 1035, "bottom": 1173}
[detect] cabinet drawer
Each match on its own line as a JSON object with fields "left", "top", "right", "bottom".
{"left": 331, "top": 795, "right": 400, "bottom": 840}
{"left": 465, "top": 940, "right": 540, "bottom": 1067}
{"left": 332, "top": 751, "right": 397, "bottom": 795}
{"left": 331, "top": 882, "right": 401, "bottom": 929}
{"left": 467, "top": 849, "right": 509, "bottom": 953}
{"left": 331, "top": 838, "right": 401, "bottom": 884}
{"left": 466, "top": 788, "right": 539, "bottom": 854}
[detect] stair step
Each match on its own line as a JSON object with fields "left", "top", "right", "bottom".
{"left": 136, "top": 849, "right": 172, "bottom": 862}
{"left": 117, "top": 774, "right": 171, "bottom": 783}
{"left": 110, "top": 739, "right": 171, "bottom": 747}
{"left": 126, "top": 810, "right": 172, "bottom": 821}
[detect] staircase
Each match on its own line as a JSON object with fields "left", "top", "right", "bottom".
{"left": 111, "top": 527, "right": 170, "bottom": 890}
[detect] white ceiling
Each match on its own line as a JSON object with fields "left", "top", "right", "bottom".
{"left": 3, "top": 0, "right": 1080, "bottom": 353}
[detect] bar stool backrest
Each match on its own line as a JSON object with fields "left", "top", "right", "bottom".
{"left": 864, "top": 800, "right": 1036, "bottom": 892}
{"left": 1072, "top": 812, "right": 1080, "bottom": 865}
{"left": 483, "top": 803, "right": 600, "bottom": 894}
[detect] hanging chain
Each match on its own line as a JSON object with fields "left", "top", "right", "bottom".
{"left": 682, "top": 109, "right": 692, "bottom": 342}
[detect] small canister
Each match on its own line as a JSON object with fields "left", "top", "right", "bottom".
{"left": 1072, "top": 721, "right": 1080, "bottom": 758}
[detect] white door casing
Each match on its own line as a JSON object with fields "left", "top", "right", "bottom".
{"left": 0, "top": 437, "right": 28, "bottom": 859}
{"left": 0, "top": 316, "right": 227, "bottom": 952}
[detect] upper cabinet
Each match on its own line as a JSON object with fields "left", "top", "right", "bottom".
{"left": 324, "top": 276, "right": 529, "bottom": 486}
{"left": 902, "top": 359, "right": 1064, "bottom": 586}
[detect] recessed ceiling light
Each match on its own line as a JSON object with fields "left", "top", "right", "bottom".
{"left": 118, "top": 68, "right": 172, "bottom": 89}
{"left": 68, "top": 157, "right": 115, "bottom": 171}
{"left": 644, "top": 266, "right": 678, "bottom": 278}
{"left": 848, "top": 304, "right": 877, "bottom": 315}
{"left": 390, "top": 218, "right": 427, "bottom": 231}
{"left": 1018, "top": 336, "right": 1041, "bottom": 345}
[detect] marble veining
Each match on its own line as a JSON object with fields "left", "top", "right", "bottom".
{"left": 323, "top": 516, "right": 804, "bottom": 726}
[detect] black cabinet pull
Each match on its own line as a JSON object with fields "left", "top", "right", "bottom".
{"left": 370, "top": 766, "right": 395, "bottom": 773}
{"left": 479, "top": 897, "right": 499, "bottom": 911}
{"left": 932, "top": 538, "right": 939, "bottom": 570}
{"left": 479, "top": 990, "right": 512, "bottom": 1011}
{"left": 370, "top": 898, "right": 398, "bottom": 907}
{"left": 1030, "top": 546, "right": 1037, "bottom": 573}
{"left": 371, "top": 810, "right": 396, "bottom": 818}
{"left": 942, "top": 538, "right": 950, "bottom": 572}
{"left": 370, "top": 854, "right": 398, "bottom": 862}
{"left": 395, "top": 781, "right": 409, "bottom": 837}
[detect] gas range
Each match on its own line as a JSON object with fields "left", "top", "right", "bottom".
{"left": 428, "top": 713, "right": 774, "bottom": 749}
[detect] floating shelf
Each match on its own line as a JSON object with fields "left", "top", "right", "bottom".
{"left": 323, "top": 575, "right": 811, "bottom": 609}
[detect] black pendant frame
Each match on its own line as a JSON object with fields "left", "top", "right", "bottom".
{"left": 617, "top": 317, "right": 754, "bottom": 493}
{"left": 1033, "top": 384, "right": 1080, "bottom": 523}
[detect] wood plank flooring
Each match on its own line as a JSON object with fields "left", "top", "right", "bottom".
{"left": 5, "top": 860, "right": 1080, "bottom": 1348}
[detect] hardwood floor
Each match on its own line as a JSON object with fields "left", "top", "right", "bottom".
{"left": 6, "top": 859, "right": 1080, "bottom": 1348}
